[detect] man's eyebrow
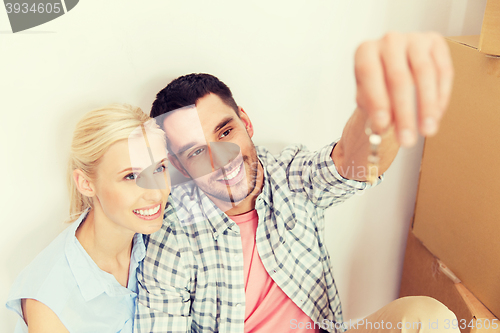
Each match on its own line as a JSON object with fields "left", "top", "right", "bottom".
{"left": 213, "top": 116, "right": 234, "bottom": 134}
{"left": 173, "top": 117, "right": 234, "bottom": 156}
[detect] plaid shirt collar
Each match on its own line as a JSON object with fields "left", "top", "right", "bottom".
{"left": 170, "top": 153, "right": 286, "bottom": 240}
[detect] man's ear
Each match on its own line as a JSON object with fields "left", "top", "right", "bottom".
{"left": 168, "top": 153, "right": 190, "bottom": 179}
{"left": 73, "top": 169, "right": 96, "bottom": 198}
{"left": 238, "top": 106, "right": 254, "bottom": 138}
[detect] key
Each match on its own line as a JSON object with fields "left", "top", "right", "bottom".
{"left": 365, "top": 121, "right": 382, "bottom": 185}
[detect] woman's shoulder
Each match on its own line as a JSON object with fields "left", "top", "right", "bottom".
{"left": 6, "top": 216, "right": 84, "bottom": 317}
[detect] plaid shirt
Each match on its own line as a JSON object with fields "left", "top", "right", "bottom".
{"left": 135, "top": 141, "right": 378, "bottom": 333}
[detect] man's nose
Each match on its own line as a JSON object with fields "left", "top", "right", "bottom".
{"left": 209, "top": 142, "right": 240, "bottom": 170}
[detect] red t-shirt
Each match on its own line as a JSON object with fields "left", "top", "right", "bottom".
{"left": 229, "top": 210, "right": 320, "bottom": 333}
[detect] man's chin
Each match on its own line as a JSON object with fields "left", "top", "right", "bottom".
{"left": 208, "top": 190, "right": 249, "bottom": 204}
{"left": 193, "top": 159, "right": 258, "bottom": 207}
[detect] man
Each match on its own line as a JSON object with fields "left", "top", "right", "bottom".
{"left": 135, "top": 32, "right": 457, "bottom": 333}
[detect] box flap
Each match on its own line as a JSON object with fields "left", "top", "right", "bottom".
{"left": 479, "top": 0, "right": 500, "bottom": 55}
{"left": 400, "top": 231, "right": 474, "bottom": 333}
{"left": 400, "top": 231, "right": 500, "bottom": 333}
{"left": 448, "top": 35, "right": 480, "bottom": 50}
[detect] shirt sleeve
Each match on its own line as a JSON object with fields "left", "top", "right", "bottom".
{"left": 5, "top": 243, "right": 70, "bottom": 333}
{"left": 280, "top": 140, "right": 383, "bottom": 209}
{"left": 135, "top": 217, "right": 193, "bottom": 333}
{"left": 5, "top": 299, "right": 28, "bottom": 333}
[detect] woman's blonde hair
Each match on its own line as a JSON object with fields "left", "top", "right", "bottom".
{"left": 67, "top": 104, "right": 165, "bottom": 222}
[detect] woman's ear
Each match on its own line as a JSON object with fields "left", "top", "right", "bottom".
{"left": 238, "top": 107, "right": 254, "bottom": 138}
{"left": 73, "top": 169, "right": 96, "bottom": 198}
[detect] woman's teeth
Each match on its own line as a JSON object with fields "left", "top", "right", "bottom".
{"left": 223, "top": 164, "right": 241, "bottom": 181}
{"left": 133, "top": 204, "right": 160, "bottom": 216}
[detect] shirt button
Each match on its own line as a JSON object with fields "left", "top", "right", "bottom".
{"left": 236, "top": 303, "right": 242, "bottom": 308}
{"left": 234, "top": 255, "right": 239, "bottom": 262}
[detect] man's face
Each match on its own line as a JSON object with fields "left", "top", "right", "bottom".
{"left": 163, "top": 93, "right": 259, "bottom": 209}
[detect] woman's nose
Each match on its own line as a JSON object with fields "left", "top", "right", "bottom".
{"left": 143, "top": 187, "right": 166, "bottom": 202}
{"left": 136, "top": 163, "right": 170, "bottom": 190}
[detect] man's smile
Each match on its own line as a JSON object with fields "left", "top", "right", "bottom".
{"left": 215, "top": 159, "right": 245, "bottom": 186}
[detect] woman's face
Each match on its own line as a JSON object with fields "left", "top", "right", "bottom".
{"left": 90, "top": 134, "right": 170, "bottom": 235}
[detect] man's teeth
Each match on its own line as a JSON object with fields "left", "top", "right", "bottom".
{"left": 222, "top": 165, "right": 241, "bottom": 181}
{"left": 133, "top": 204, "right": 160, "bottom": 216}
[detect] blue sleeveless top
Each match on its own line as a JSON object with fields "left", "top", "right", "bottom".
{"left": 6, "top": 208, "right": 146, "bottom": 332}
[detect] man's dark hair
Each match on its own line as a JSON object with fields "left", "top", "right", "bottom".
{"left": 151, "top": 73, "right": 239, "bottom": 119}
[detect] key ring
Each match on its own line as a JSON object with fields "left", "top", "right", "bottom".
{"left": 365, "top": 119, "right": 382, "bottom": 184}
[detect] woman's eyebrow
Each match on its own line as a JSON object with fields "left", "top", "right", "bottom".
{"left": 118, "top": 167, "right": 142, "bottom": 174}
{"left": 119, "top": 158, "right": 168, "bottom": 174}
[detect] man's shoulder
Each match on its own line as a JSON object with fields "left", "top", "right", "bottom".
{"left": 149, "top": 197, "right": 212, "bottom": 243}
{"left": 255, "top": 143, "right": 310, "bottom": 167}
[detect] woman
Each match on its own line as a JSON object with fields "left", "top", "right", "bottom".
{"left": 6, "top": 104, "right": 170, "bottom": 332}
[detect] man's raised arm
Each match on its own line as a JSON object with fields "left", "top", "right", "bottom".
{"left": 332, "top": 32, "right": 454, "bottom": 181}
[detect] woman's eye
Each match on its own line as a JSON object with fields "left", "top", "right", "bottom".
{"left": 220, "top": 129, "right": 231, "bottom": 138}
{"left": 124, "top": 173, "right": 138, "bottom": 180}
{"left": 154, "top": 165, "right": 167, "bottom": 173}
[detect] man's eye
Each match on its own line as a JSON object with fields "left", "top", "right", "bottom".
{"left": 190, "top": 148, "right": 205, "bottom": 158}
{"left": 154, "top": 165, "right": 167, "bottom": 173}
{"left": 220, "top": 129, "right": 231, "bottom": 138}
{"left": 124, "top": 173, "right": 138, "bottom": 180}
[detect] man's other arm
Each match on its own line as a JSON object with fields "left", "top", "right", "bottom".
{"left": 134, "top": 223, "right": 192, "bottom": 333}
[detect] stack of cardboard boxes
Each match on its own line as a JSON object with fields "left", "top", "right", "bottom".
{"left": 399, "top": 1, "right": 500, "bottom": 333}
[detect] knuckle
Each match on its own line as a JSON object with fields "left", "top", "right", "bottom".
{"left": 412, "top": 59, "right": 433, "bottom": 75}
{"left": 355, "top": 40, "right": 376, "bottom": 58}
{"left": 427, "top": 31, "right": 443, "bottom": 41}
{"left": 354, "top": 59, "right": 372, "bottom": 77}
{"left": 355, "top": 94, "right": 368, "bottom": 111}
{"left": 355, "top": 93, "right": 363, "bottom": 107}
{"left": 419, "top": 98, "right": 436, "bottom": 112}
{"left": 354, "top": 42, "right": 377, "bottom": 76}
{"left": 408, "top": 32, "right": 421, "bottom": 42}
{"left": 383, "top": 31, "right": 400, "bottom": 42}
{"left": 387, "top": 67, "right": 411, "bottom": 86}
{"left": 382, "top": 31, "right": 403, "bottom": 47}
{"left": 356, "top": 91, "right": 387, "bottom": 112}
{"left": 441, "top": 64, "right": 454, "bottom": 78}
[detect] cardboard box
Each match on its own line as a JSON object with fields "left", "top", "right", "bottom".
{"left": 411, "top": 5, "right": 500, "bottom": 318}
{"left": 400, "top": 231, "right": 500, "bottom": 333}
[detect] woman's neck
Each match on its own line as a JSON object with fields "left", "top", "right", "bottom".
{"left": 75, "top": 208, "right": 135, "bottom": 287}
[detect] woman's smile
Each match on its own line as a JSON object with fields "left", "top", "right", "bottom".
{"left": 132, "top": 203, "right": 162, "bottom": 220}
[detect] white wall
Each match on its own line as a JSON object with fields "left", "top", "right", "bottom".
{"left": 0, "top": 0, "right": 487, "bottom": 330}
